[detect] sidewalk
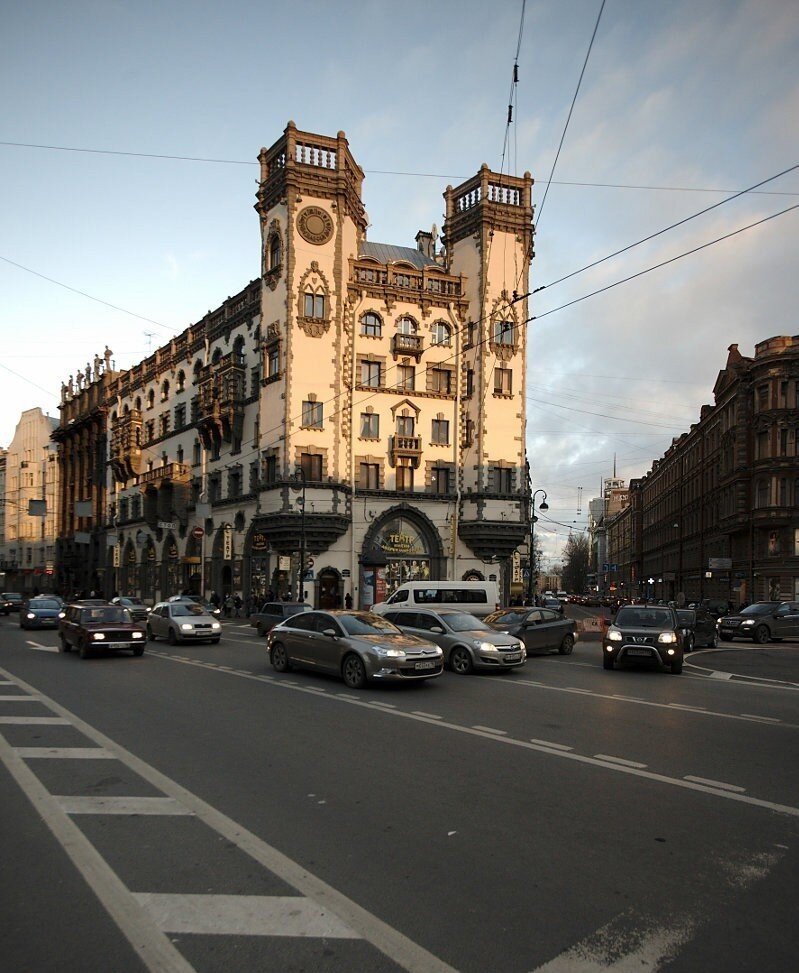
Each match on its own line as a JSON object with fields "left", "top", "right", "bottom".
{"left": 686, "top": 644, "right": 799, "bottom": 689}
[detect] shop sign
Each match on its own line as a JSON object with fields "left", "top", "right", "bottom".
{"left": 251, "top": 530, "right": 269, "bottom": 553}
{"left": 113, "top": 546, "right": 120, "bottom": 568}
{"left": 708, "top": 557, "right": 732, "bottom": 570}
{"left": 146, "top": 546, "right": 156, "bottom": 561}
{"left": 223, "top": 526, "right": 233, "bottom": 561}
{"left": 342, "top": 569, "right": 351, "bottom": 578}
{"left": 278, "top": 555, "right": 291, "bottom": 571}
{"left": 158, "top": 521, "right": 178, "bottom": 530}
{"left": 127, "top": 548, "right": 137, "bottom": 563}
{"left": 168, "top": 543, "right": 178, "bottom": 559}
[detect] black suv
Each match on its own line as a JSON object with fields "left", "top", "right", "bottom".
{"left": 718, "top": 602, "right": 799, "bottom": 643}
{"left": 250, "top": 602, "right": 311, "bottom": 636}
{"left": 603, "top": 604, "right": 686, "bottom": 674}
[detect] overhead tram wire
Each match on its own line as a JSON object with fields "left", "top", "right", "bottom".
{"left": 535, "top": 0, "right": 606, "bottom": 229}
{"left": 535, "top": 162, "right": 799, "bottom": 294}
{"left": 4, "top": 141, "right": 796, "bottom": 198}
{"left": 528, "top": 203, "right": 799, "bottom": 323}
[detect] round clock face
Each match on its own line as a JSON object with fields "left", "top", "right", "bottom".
{"left": 297, "top": 206, "right": 334, "bottom": 245}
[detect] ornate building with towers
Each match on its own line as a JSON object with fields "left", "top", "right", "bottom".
{"left": 58, "top": 123, "right": 534, "bottom": 608}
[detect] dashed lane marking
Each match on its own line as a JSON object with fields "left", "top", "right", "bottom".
{"left": 684, "top": 775, "right": 746, "bottom": 793}
{"left": 0, "top": 716, "right": 70, "bottom": 724}
{"left": 594, "top": 754, "right": 648, "bottom": 769}
{"left": 530, "top": 739, "right": 573, "bottom": 751}
{"left": 412, "top": 712, "right": 443, "bottom": 720}
{"left": 141, "top": 653, "right": 799, "bottom": 817}
{"left": 134, "top": 893, "right": 359, "bottom": 938}
{"left": 741, "top": 714, "right": 781, "bottom": 723}
{"left": 0, "top": 694, "right": 41, "bottom": 701}
{"left": 15, "top": 747, "right": 114, "bottom": 759}
{"left": 471, "top": 725, "right": 508, "bottom": 735}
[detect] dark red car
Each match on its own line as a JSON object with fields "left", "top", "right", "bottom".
{"left": 58, "top": 602, "right": 146, "bottom": 659}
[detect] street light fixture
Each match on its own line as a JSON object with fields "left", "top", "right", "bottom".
{"left": 291, "top": 466, "right": 307, "bottom": 602}
{"left": 526, "top": 488, "right": 549, "bottom": 605}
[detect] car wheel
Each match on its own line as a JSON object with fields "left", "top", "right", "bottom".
{"left": 132, "top": 645, "right": 144, "bottom": 657}
{"left": 450, "top": 645, "right": 474, "bottom": 674}
{"left": 685, "top": 635, "right": 695, "bottom": 654}
{"left": 342, "top": 653, "right": 367, "bottom": 689}
{"left": 59, "top": 634, "right": 71, "bottom": 653}
{"left": 271, "top": 643, "right": 290, "bottom": 672}
{"left": 78, "top": 640, "right": 91, "bottom": 659}
{"left": 147, "top": 626, "right": 156, "bottom": 641}
{"left": 670, "top": 656, "right": 683, "bottom": 674}
{"left": 167, "top": 628, "right": 177, "bottom": 645}
{"left": 558, "top": 634, "right": 575, "bottom": 655}
{"left": 603, "top": 653, "right": 614, "bottom": 670}
{"left": 753, "top": 625, "right": 770, "bottom": 644}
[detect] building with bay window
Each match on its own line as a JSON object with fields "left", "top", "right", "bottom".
{"left": 78, "top": 122, "right": 534, "bottom": 608}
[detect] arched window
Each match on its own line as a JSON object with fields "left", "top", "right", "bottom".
{"left": 176, "top": 370, "right": 186, "bottom": 393}
{"left": 147, "top": 389, "right": 155, "bottom": 409}
{"left": 123, "top": 404, "right": 130, "bottom": 415}
{"left": 135, "top": 396, "right": 142, "bottom": 411}
{"left": 755, "top": 478, "right": 770, "bottom": 508}
{"left": 233, "top": 335, "right": 245, "bottom": 365}
{"left": 304, "top": 291, "right": 326, "bottom": 319}
{"left": 193, "top": 359, "right": 203, "bottom": 383}
{"left": 396, "top": 317, "right": 417, "bottom": 335}
{"left": 431, "top": 322, "right": 451, "bottom": 346}
{"left": 361, "top": 312, "right": 382, "bottom": 337}
{"left": 269, "top": 234, "right": 281, "bottom": 270}
{"left": 211, "top": 347, "right": 223, "bottom": 364}
{"left": 493, "top": 319, "right": 515, "bottom": 345}
{"left": 161, "top": 379, "right": 170, "bottom": 401}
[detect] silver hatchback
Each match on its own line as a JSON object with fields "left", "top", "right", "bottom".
{"left": 383, "top": 607, "right": 526, "bottom": 674}
{"left": 147, "top": 601, "right": 222, "bottom": 644}
{"left": 266, "top": 610, "right": 443, "bottom": 689}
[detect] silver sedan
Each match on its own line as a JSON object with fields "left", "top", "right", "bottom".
{"left": 147, "top": 601, "right": 222, "bottom": 644}
{"left": 266, "top": 610, "right": 443, "bottom": 689}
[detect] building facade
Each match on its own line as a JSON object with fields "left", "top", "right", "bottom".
{"left": 86, "top": 123, "right": 533, "bottom": 608}
{"left": 607, "top": 337, "right": 799, "bottom": 605}
{"left": 0, "top": 408, "right": 59, "bottom": 593}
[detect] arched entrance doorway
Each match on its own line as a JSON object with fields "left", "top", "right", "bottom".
{"left": 140, "top": 539, "right": 157, "bottom": 604}
{"left": 361, "top": 506, "right": 445, "bottom": 607}
{"left": 183, "top": 533, "right": 203, "bottom": 595}
{"left": 161, "top": 534, "right": 181, "bottom": 598}
{"left": 121, "top": 540, "right": 137, "bottom": 596}
{"left": 318, "top": 568, "right": 342, "bottom": 609}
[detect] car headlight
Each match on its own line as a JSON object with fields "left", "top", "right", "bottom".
{"left": 26, "top": 613, "right": 35, "bottom": 620}
{"left": 145, "top": 607, "right": 151, "bottom": 613}
{"left": 180, "top": 623, "right": 194, "bottom": 631}
{"left": 607, "top": 629, "right": 622, "bottom": 642}
{"left": 132, "top": 631, "right": 144, "bottom": 639}
{"left": 741, "top": 620, "right": 754, "bottom": 626}
{"left": 211, "top": 622, "right": 221, "bottom": 630}
{"left": 658, "top": 632, "right": 677, "bottom": 643}
{"left": 92, "top": 632, "right": 106, "bottom": 641}
{"left": 58, "top": 611, "right": 66, "bottom": 619}
{"left": 475, "top": 641, "right": 497, "bottom": 652}
{"left": 373, "top": 645, "right": 405, "bottom": 658}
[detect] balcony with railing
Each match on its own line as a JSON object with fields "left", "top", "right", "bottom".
{"left": 110, "top": 410, "right": 143, "bottom": 483}
{"left": 138, "top": 463, "right": 191, "bottom": 488}
{"left": 389, "top": 435, "right": 423, "bottom": 469}
{"left": 196, "top": 353, "right": 246, "bottom": 449}
{"left": 391, "top": 333, "right": 424, "bottom": 360}
{"left": 350, "top": 260, "right": 465, "bottom": 301}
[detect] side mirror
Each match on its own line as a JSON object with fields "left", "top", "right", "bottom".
{"left": 322, "top": 628, "right": 338, "bottom": 638}
{"left": 430, "top": 626, "right": 445, "bottom": 634}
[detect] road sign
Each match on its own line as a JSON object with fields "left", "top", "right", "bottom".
{"left": 306, "top": 556, "right": 315, "bottom": 569}
{"left": 191, "top": 526, "right": 205, "bottom": 539}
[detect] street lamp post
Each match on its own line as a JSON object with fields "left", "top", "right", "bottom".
{"left": 527, "top": 488, "right": 549, "bottom": 605}
{"left": 292, "top": 466, "right": 307, "bottom": 602}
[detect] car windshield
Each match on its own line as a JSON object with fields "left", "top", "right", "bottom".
{"left": 124, "top": 598, "right": 146, "bottom": 606}
{"left": 171, "top": 604, "right": 206, "bottom": 617}
{"left": 82, "top": 607, "right": 129, "bottom": 624}
{"left": 443, "top": 612, "right": 492, "bottom": 632}
{"left": 740, "top": 604, "right": 776, "bottom": 616}
{"left": 615, "top": 608, "right": 672, "bottom": 628}
{"left": 5, "top": 593, "right": 23, "bottom": 600}
{"left": 486, "top": 609, "right": 529, "bottom": 625}
{"left": 676, "top": 611, "right": 696, "bottom": 624}
{"left": 338, "top": 614, "right": 401, "bottom": 636}
{"left": 31, "top": 600, "right": 60, "bottom": 610}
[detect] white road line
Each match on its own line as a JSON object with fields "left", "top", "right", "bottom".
{"left": 133, "top": 893, "right": 359, "bottom": 938}
{"left": 132, "top": 655, "right": 799, "bottom": 816}
{"left": 0, "top": 679, "right": 18, "bottom": 685}
{"left": 471, "top": 725, "right": 508, "bottom": 735}
{"left": 15, "top": 747, "right": 114, "bottom": 759}
{"left": 683, "top": 776, "right": 746, "bottom": 793}
{"left": 741, "top": 714, "right": 780, "bottom": 723}
{"left": 25, "top": 641, "right": 59, "bottom": 653}
{"left": 412, "top": 712, "right": 443, "bottom": 720}
{"left": 0, "top": 733, "right": 197, "bottom": 973}
{"left": 710, "top": 670, "right": 733, "bottom": 680}
{"left": 0, "top": 694, "right": 40, "bottom": 701}
{"left": 594, "top": 754, "right": 648, "bottom": 769}
{"left": 668, "top": 703, "right": 707, "bottom": 711}
{"left": 530, "top": 739, "right": 573, "bottom": 752}
{"left": 57, "top": 796, "right": 194, "bottom": 815}
{"left": 370, "top": 701, "right": 396, "bottom": 708}
{"left": 0, "top": 716, "right": 70, "bottom": 724}
{"left": 0, "top": 665, "right": 459, "bottom": 973}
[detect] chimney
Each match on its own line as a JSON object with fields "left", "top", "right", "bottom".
{"left": 415, "top": 229, "right": 435, "bottom": 259}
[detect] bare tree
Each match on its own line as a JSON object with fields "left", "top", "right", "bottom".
{"left": 561, "top": 533, "right": 590, "bottom": 594}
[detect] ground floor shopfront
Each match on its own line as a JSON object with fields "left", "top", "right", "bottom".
{"left": 108, "top": 500, "right": 524, "bottom": 610}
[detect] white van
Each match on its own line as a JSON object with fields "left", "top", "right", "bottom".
{"left": 371, "top": 581, "right": 501, "bottom": 618}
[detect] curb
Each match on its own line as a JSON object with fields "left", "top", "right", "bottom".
{"left": 685, "top": 648, "right": 799, "bottom": 690}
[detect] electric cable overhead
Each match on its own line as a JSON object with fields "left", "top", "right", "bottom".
{"left": 535, "top": 0, "right": 606, "bottom": 228}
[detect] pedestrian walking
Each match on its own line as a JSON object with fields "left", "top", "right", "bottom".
{"left": 345, "top": 592, "right": 353, "bottom": 609}
{"left": 233, "top": 593, "right": 242, "bottom": 617}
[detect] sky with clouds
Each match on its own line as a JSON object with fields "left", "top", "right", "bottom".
{"left": 1, "top": 0, "right": 797, "bottom": 568}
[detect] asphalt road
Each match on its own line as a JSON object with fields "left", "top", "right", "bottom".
{"left": 1, "top": 612, "right": 798, "bottom": 973}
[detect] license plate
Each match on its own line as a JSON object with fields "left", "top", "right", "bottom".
{"left": 626, "top": 648, "right": 652, "bottom": 657}
{"left": 415, "top": 660, "right": 436, "bottom": 670}
{"left": 107, "top": 642, "right": 132, "bottom": 649}
{"left": 503, "top": 653, "right": 522, "bottom": 663}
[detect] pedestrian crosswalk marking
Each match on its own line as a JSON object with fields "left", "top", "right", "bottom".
{"left": 56, "top": 796, "right": 194, "bottom": 815}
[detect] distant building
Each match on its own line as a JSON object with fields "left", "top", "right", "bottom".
{"left": 607, "top": 337, "right": 799, "bottom": 605}
{"left": 0, "top": 408, "right": 59, "bottom": 593}
{"left": 588, "top": 476, "right": 630, "bottom": 593}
